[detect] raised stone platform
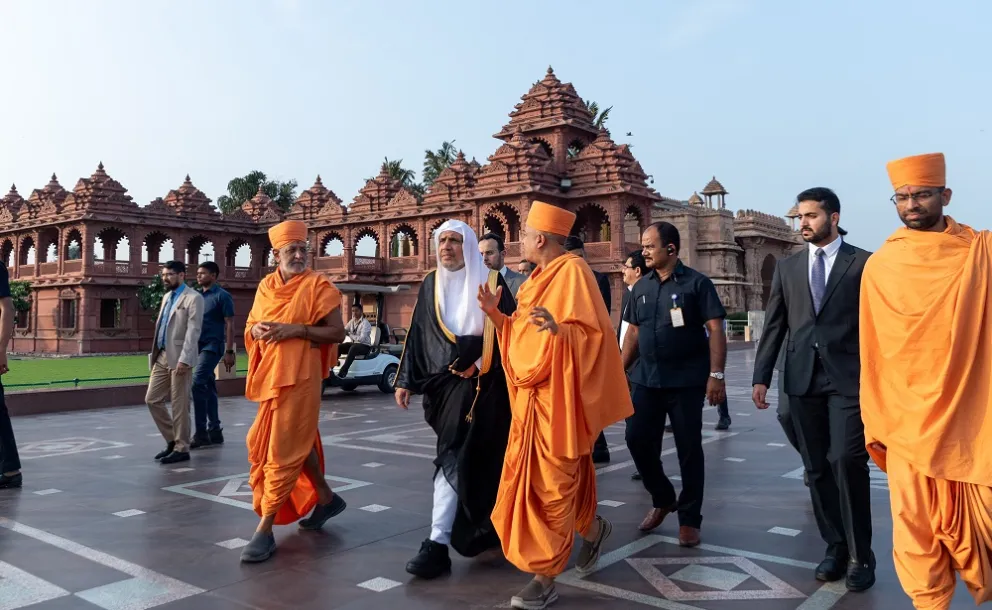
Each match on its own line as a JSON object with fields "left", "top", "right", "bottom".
{"left": 0, "top": 349, "right": 976, "bottom": 609}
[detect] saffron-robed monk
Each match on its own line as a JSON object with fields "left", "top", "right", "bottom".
{"left": 239, "top": 220, "right": 347, "bottom": 563}
{"left": 478, "top": 201, "right": 633, "bottom": 610}
{"left": 860, "top": 152, "right": 992, "bottom": 610}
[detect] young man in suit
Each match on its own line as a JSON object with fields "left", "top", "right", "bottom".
{"left": 751, "top": 187, "right": 875, "bottom": 591}
{"left": 564, "top": 235, "right": 612, "bottom": 464}
{"left": 0, "top": 264, "right": 21, "bottom": 490}
{"left": 479, "top": 232, "right": 525, "bottom": 300}
{"left": 146, "top": 260, "right": 204, "bottom": 465}
{"left": 620, "top": 251, "right": 648, "bottom": 481}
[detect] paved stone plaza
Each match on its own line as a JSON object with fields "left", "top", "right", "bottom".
{"left": 0, "top": 349, "right": 976, "bottom": 609}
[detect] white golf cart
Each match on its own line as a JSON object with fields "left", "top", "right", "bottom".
{"left": 322, "top": 283, "right": 410, "bottom": 395}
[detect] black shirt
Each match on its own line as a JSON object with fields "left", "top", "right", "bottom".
{"left": 0, "top": 265, "right": 9, "bottom": 298}
{"left": 623, "top": 261, "right": 726, "bottom": 389}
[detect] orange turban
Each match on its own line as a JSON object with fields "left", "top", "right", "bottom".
{"left": 268, "top": 220, "right": 308, "bottom": 249}
{"left": 886, "top": 153, "right": 946, "bottom": 190}
{"left": 526, "top": 201, "right": 576, "bottom": 237}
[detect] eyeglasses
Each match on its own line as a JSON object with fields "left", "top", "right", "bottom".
{"left": 891, "top": 189, "right": 942, "bottom": 205}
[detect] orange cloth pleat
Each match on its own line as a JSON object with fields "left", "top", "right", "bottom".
{"left": 887, "top": 453, "right": 992, "bottom": 609}
{"left": 491, "top": 253, "right": 633, "bottom": 576}
{"left": 860, "top": 217, "right": 992, "bottom": 486}
{"left": 244, "top": 269, "right": 340, "bottom": 523}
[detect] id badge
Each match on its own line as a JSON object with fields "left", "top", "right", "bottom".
{"left": 670, "top": 307, "right": 685, "bottom": 328}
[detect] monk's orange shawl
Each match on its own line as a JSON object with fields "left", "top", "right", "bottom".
{"left": 499, "top": 253, "right": 633, "bottom": 458}
{"left": 860, "top": 217, "right": 992, "bottom": 486}
{"left": 244, "top": 269, "right": 340, "bottom": 523}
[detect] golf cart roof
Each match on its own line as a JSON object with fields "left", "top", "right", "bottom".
{"left": 335, "top": 283, "right": 412, "bottom": 294}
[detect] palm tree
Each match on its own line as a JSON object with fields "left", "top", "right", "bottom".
{"left": 382, "top": 158, "right": 424, "bottom": 198}
{"left": 568, "top": 100, "right": 614, "bottom": 159}
{"left": 585, "top": 100, "right": 612, "bottom": 129}
{"left": 422, "top": 140, "right": 458, "bottom": 187}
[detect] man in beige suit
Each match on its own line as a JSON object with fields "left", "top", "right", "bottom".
{"left": 147, "top": 260, "right": 204, "bottom": 465}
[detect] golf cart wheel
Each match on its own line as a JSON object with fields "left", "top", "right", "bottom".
{"left": 379, "top": 364, "right": 398, "bottom": 393}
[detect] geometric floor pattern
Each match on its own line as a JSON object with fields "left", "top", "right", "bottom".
{"left": 0, "top": 348, "right": 977, "bottom": 609}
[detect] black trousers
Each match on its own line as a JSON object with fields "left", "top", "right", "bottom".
{"left": 593, "top": 431, "right": 608, "bottom": 454}
{"left": 0, "top": 382, "right": 21, "bottom": 473}
{"left": 776, "top": 370, "right": 800, "bottom": 452}
{"left": 625, "top": 384, "right": 706, "bottom": 528}
{"left": 790, "top": 359, "right": 872, "bottom": 562}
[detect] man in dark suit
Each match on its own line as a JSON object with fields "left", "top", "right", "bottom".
{"left": 479, "top": 233, "right": 526, "bottom": 299}
{"left": 751, "top": 187, "right": 875, "bottom": 592}
{"left": 619, "top": 250, "right": 649, "bottom": 481}
{"left": 564, "top": 236, "right": 612, "bottom": 463}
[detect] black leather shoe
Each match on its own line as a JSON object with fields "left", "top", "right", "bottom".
{"left": 190, "top": 433, "right": 211, "bottom": 450}
{"left": 592, "top": 449, "right": 610, "bottom": 464}
{"left": 0, "top": 472, "right": 22, "bottom": 489}
{"left": 154, "top": 442, "right": 176, "bottom": 460}
{"left": 209, "top": 429, "right": 225, "bottom": 444}
{"left": 160, "top": 451, "right": 190, "bottom": 464}
{"left": 846, "top": 552, "right": 876, "bottom": 591}
{"left": 815, "top": 555, "right": 848, "bottom": 582}
{"left": 631, "top": 471, "right": 642, "bottom": 481}
{"left": 405, "top": 539, "right": 451, "bottom": 579}
{"left": 715, "top": 416, "right": 731, "bottom": 430}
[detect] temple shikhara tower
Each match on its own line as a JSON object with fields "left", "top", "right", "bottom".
{"left": 1, "top": 68, "right": 800, "bottom": 355}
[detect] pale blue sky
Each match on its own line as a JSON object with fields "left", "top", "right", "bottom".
{"left": 2, "top": 0, "right": 990, "bottom": 254}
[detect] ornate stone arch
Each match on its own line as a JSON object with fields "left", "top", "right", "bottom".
{"left": 185, "top": 234, "right": 216, "bottom": 266}
{"left": 482, "top": 202, "right": 522, "bottom": 242}
{"left": 353, "top": 227, "right": 381, "bottom": 258}
{"left": 530, "top": 137, "right": 553, "bottom": 159}
{"left": 389, "top": 223, "right": 419, "bottom": 257}
{"left": 622, "top": 204, "right": 645, "bottom": 248}
{"left": 225, "top": 238, "right": 253, "bottom": 268}
{"left": 571, "top": 202, "right": 611, "bottom": 243}
{"left": 62, "top": 227, "right": 83, "bottom": 261}
{"left": 318, "top": 231, "right": 345, "bottom": 257}
{"left": 1, "top": 238, "right": 14, "bottom": 268}
{"left": 427, "top": 218, "right": 451, "bottom": 255}
{"left": 17, "top": 234, "right": 36, "bottom": 266}
{"left": 142, "top": 230, "right": 176, "bottom": 263}
{"left": 94, "top": 226, "right": 130, "bottom": 261}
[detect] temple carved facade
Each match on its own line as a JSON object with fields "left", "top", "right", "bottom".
{"left": 1, "top": 68, "right": 800, "bottom": 355}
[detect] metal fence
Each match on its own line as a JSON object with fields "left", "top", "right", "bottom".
{"left": 5, "top": 369, "right": 249, "bottom": 390}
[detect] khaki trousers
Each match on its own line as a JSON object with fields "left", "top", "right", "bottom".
{"left": 145, "top": 352, "right": 192, "bottom": 453}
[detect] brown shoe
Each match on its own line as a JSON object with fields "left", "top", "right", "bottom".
{"left": 678, "top": 526, "right": 701, "bottom": 547}
{"left": 638, "top": 503, "right": 677, "bottom": 532}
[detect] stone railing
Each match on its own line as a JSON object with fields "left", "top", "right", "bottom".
{"left": 353, "top": 256, "right": 383, "bottom": 274}
{"left": 314, "top": 256, "right": 345, "bottom": 271}
{"left": 63, "top": 260, "right": 82, "bottom": 274}
{"left": 39, "top": 262, "right": 59, "bottom": 276}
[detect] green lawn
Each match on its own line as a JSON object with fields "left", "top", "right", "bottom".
{"left": 2, "top": 354, "right": 249, "bottom": 390}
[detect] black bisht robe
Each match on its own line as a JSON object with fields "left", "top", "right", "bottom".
{"left": 396, "top": 269, "right": 516, "bottom": 557}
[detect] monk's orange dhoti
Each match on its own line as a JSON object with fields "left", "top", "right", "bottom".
{"left": 860, "top": 211, "right": 992, "bottom": 609}
{"left": 887, "top": 453, "right": 992, "bottom": 610}
{"left": 244, "top": 268, "right": 339, "bottom": 525}
{"left": 492, "top": 252, "right": 633, "bottom": 577}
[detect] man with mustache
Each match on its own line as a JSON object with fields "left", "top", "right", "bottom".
{"left": 395, "top": 221, "right": 516, "bottom": 579}
{"left": 860, "top": 153, "right": 992, "bottom": 609}
{"left": 239, "top": 220, "right": 347, "bottom": 563}
{"left": 751, "top": 188, "right": 875, "bottom": 591}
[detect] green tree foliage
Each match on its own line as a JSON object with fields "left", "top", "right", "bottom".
{"left": 217, "top": 170, "right": 299, "bottom": 214}
{"left": 8, "top": 280, "right": 32, "bottom": 325}
{"left": 136, "top": 274, "right": 198, "bottom": 319}
{"left": 422, "top": 141, "right": 458, "bottom": 187}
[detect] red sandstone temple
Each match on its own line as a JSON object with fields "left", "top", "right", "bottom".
{"left": 1, "top": 68, "right": 799, "bottom": 355}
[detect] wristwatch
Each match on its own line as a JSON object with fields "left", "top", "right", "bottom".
{"left": 226, "top": 350, "right": 235, "bottom": 355}
{"left": 709, "top": 371, "right": 725, "bottom": 381}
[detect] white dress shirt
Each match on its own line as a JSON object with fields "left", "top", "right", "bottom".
{"left": 619, "top": 285, "right": 633, "bottom": 345}
{"left": 808, "top": 236, "right": 843, "bottom": 286}
{"left": 499, "top": 266, "right": 508, "bottom": 276}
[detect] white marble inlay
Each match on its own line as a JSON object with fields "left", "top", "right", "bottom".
{"left": 363, "top": 420, "right": 378, "bottom": 424}
{"left": 724, "top": 457, "right": 746, "bottom": 463}
{"left": 33, "top": 489, "right": 62, "bottom": 496}
{"left": 102, "top": 455, "right": 125, "bottom": 460}
{"left": 362, "top": 462, "right": 385, "bottom": 468}
{"left": 670, "top": 475, "right": 682, "bottom": 481}
{"left": 19, "top": 437, "right": 131, "bottom": 461}
{"left": 215, "top": 538, "right": 250, "bottom": 550}
{"left": 112, "top": 510, "right": 145, "bottom": 518}
{"left": 233, "top": 423, "right": 247, "bottom": 427}
{"left": 734, "top": 412, "right": 752, "bottom": 417}
{"left": 0, "top": 561, "right": 70, "bottom": 608}
{"left": 767, "top": 442, "right": 786, "bottom": 447}
{"left": 170, "top": 468, "right": 194, "bottom": 473}
{"left": 146, "top": 433, "right": 161, "bottom": 437}
{"left": 163, "top": 473, "right": 371, "bottom": 510}
{"left": 75, "top": 577, "right": 170, "bottom": 610}
{"left": 597, "top": 500, "right": 625, "bottom": 508}
{"left": 768, "top": 527, "right": 801, "bottom": 537}
{"left": 359, "top": 504, "right": 390, "bottom": 513}
{"left": 669, "top": 564, "right": 750, "bottom": 591}
{"left": 357, "top": 577, "right": 402, "bottom": 592}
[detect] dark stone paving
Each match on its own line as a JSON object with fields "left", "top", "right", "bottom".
{"left": 0, "top": 348, "right": 975, "bottom": 609}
